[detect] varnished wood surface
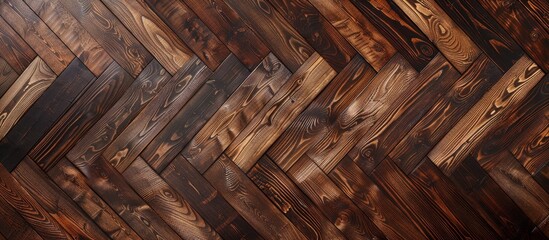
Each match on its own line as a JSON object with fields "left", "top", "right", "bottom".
{"left": 0, "top": 0, "right": 547, "bottom": 239}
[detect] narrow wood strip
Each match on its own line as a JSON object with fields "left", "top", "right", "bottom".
{"left": 183, "top": 54, "right": 292, "bottom": 173}
{"left": 144, "top": 0, "right": 230, "bottom": 69}
{"left": 226, "top": 53, "right": 336, "bottom": 172}
{"left": 477, "top": 0, "right": 549, "bottom": 72}
{"left": 48, "top": 158, "right": 141, "bottom": 240}
{"left": 0, "top": 164, "right": 72, "bottom": 239}
{"left": 268, "top": 0, "right": 356, "bottom": 71}
{"left": 510, "top": 118, "right": 549, "bottom": 174}
{"left": 519, "top": 0, "right": 549, "bottom": 32}
{"left": 429, "top": 56, "right": 544, "bottom": 175}
{"left": 435, "top": 0, "right": 523, "bottom": 72}
{"left": 534, "top": 162, "right": 549, "bottom": 194}
{"left": 330, "top": 156, "right": 427, "bottom": 239}
{"left": 307, "top": 0, "right": 396, "bottom": 71}
{"left": 268, "top": 55, "right": 375, "bottom": 171}
{"left": 288, "top": 155, "right": 386, "bottom": 238}
{"left": 161, "top": 156, "right": 262, "bottom": 239}
{"left": 123, "top": 157, "right": 222, "bottom": 239}
{"left": 249, "top": 156, "right": 346, "bottom": 239}
{"left": 350, "top": 0, "right": 437, "bottom": 70}
{"left": 13, "top": 158, "right": 108, "bottom": 239}
{"left": 181, "top": 0, "right": 270, "bottom": 69}
{"left": 30, "top": 62, "right": 133, "bottom": 171}
{"left": 140, "top": 55, "right": 249, "bottom": 172}
{"left": 393, "top": 0, "right": 481, "bottom": 72}
{"left": 0, "top": 57, "right": 19, "bottom": 98}
{"left": 101, "top": 0, "right": 192, "bottom": 74}
{"left": 24, "top": 0, "right": 113, "bottom": 76}
{"left": 389, "top": 55, "right": 503, "bottom": 174}
{"left": 0, "top": 59, "right": 94, "bottom": 172}
{"left": 58, "top": 0, "right": 152, "bottom": 77}
{"left": 349, "top": 53, "right": 460, "bottom": 173}
{"left": 224, "top": 0, "right": 314, "bottom": 72}
{"left": 0, "top": 0, "right": 74, "bottom": 74}
{"left": 0, "top": 17, "right": 36, "bottom": 74}
{"left": 0, "top": 184, "right": 41, "bottom": 239}
{"left": 0, "top": 57, "right": 56, "bottom": 139}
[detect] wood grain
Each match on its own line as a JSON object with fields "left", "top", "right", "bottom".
{"left": 0, "top": 57, "right": 19, "bottom": 99}
{"left": 24, "top": 0, "right": 113, "bottom": 76}
{"left": 183, "top": 53, "right": 291, "bottom": 173}
{"left": 0, "top": 0, "right": 74, "bottom": 74}
{"left": 519, "top": 0, "right": 549, "bottom": 32}
{"left": 0, "top": 17, "right": 36, "bottom": 74}
{"left": 510, "top": 117, "right": 549, "bottom": 174}
{"left": 0, "top": 183, "right": 41, "bottom": 239}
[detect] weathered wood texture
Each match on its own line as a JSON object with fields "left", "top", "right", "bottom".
{"left": 0, "top": 0, "right": 547, "bottom": 239}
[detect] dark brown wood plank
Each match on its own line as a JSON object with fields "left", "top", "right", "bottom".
{"left": 58, "top": 0, "right": 152, "bottom": 77}
{"left": 0, "top": 164, "right": 72, "bottom": 239}
{"left": 0, "top": 17, "right": 36, "bottom": 74}
{"left": 249, "top": 156, "right": 346, "bottom": 239}
{"left": 0, "top": 185, "right": 42, "bottom": 239}
{"left": 226, "top": 53, "right": 336, "bottom": 172}
{"left": 48, "top": 158, "right": 141, "bottom": 239}
{"left": 510, "top": 117, "right": 549, "bottom": 174}
{"left": 101, "top": 0, "right": 193, "bottom": 74}
{"left": 224, "top": 0, "right": 314, "bottom": 72}
{"left": 267, "top": 0, "right": 356, "bottom": 71}
{"left": 0, "top": 59, "right": 94, "bottom": 172}
{"left": 123, "top": 157, "right": 222, "bottom": 239}
{"left": 181, "top": 0, "right": 270, "bottom": 69}
{"left": 330, "top": 156, "right": 427, "bottom": 239}
{"left": 435, "top": 0, "right": 523, "bottom": 72}
{"left": 534, "top": 161, "right": 549, "bottom": 195}
{"left": 389, "top": 55, "right": 503, "bottom": 174}
{"left": 0, "top": 57, "right": 19, "bottom": 98}
{"left": 144, "top": 0, "right": 230, "bottom": 69}
{"left": 0, "top": 0, "right": 74, "bottom": 74}
{"left": 350, "top": 0, "right": 437, "bottom": 70}
{"left": 140, "top": 55, "right": 249, "bottom": 172}
{"left": 24, "top": 0, "right": 114, "bottom": 76}
{"left": 519, "top": 0, "right": 549, "bottom": 32}
{"left": 29, "top": 62, "right": 133, "bottom": 171}
{"left": 13, "top": 157, "right": 108, "bottom": 239}
{"left": 183, "top": 54, "right": 291, "bottom": 173}
{"left": 477, "top": 0, "right": 549, "bottom": 72}
{"left": 287, "top": 155, "right": 386, "bottom": 239}
{"left": 161, "top": 156, "right": 262, "bottom": 239}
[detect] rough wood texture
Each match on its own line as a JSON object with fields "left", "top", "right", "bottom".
{"left": 0, "top": 0, "right": 547, "bottom": 238}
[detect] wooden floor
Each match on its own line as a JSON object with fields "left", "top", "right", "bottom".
{"left": 0, "top": 0, "right": 547, "bottom": 239}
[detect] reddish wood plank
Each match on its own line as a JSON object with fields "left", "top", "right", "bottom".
{"left": 0, "top": 185, "right": 41, "bottom": 239}
{"left": 519, "top": 0, "right": 549, "bottom": 32}
{"left": 510, "top": 118, "right": 549, "bottom": 174}
{"left": 0, "top": 57, "right": 19, "bottom": 99}
{"left": 0, "top": 17, "right": 36, "bottom": 74}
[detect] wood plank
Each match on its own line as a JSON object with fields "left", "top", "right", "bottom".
{"left": 24, "top": 0, "right": 113, "bottom": 76}
{"left": 307, "top": 0, "right": 396, "bottom": 71}
{"left": 510, "top": 118, "right": 549, "bottom": 174}
{"left": 0, "top": 17, "right": 36, "bottom": 74}
{"left": 477, "top": 0, "right": 549, "bottom": 72}
{"left": 181, "top": 0, "right": 270, "bottom": 69}
{"left": 287, "top": 155, "right": 386, "bottom": 239}
{"left": 534, "top": 161, "right": 549, "bottom": 195}
{"left": 435, "top": 0, "right": 523, "bottom": 71}
{"left": 101, "top": 0, "right": 193, "bottom": 74}
{"left": 0, "top": 59, "right": 94, "bottom": 173}
{"left": 123, "top": 157, "right": 222, "bottom": 239}
{"left": 29, "top": 62, "right": 133, "bottom": 171}
{"left": 0, "top": 185, "right": 42, "bottom": 239}
{"left": 183, "top": 54, "right": 291, "bottom": 173}
{"left": 58, "top": 0, "right": 152, "bottom": 77}
{"left": 13, "top": 157, "right": 108, "bottom": 239}
{"left": 350, "top": 0, "right": 437, "bottom": 70}
{"left": 429, "top": 56, "right": 544, "bottom": 175}
{"left": 66, "top": 60, "right": 171, "bottom": 168}
{"left": 0, "top": 164, "right": 72, "bottom": 239}
{"left": 330, "top": 156, "right": 427, "bottom": 239}
{"left": 224, "top": 0, "right": 314, "bottom": 72}
{"left": 226, "top": 53, "right": 336, "bottom": 172}
{"left": 48, "top": 158, "right": 141, "bottom": 240}
{"left": 389, "top": 55, "right": 503, "bottom": 174}
{"left": 349, "top": 53, "right": 460, "bottom": 173}
{"left": 393, "top": 0, "right": 481, "bottom": 72}
{"left": 519, "top": 0, "right": 549, "bottom": 32}
{"left": 267, "top": 55, "right": 375, "bottom": 171}
{"left": 140, "top": 55, "right": 249, "bottom": 172}
{"left": 205, "top": 154, "right": 306, "bottom": 239}
{"left": 0, "top": 57, "right": 56, "bottom": 139}
{"left": 144, "top": 0, "right": 230, "bottom": 69}
{"left": 268, "top": 0, "right": 356, "bottom": 71}
{"left": 0, "top": 57, "right": 19, "bottom": 98}
{"left": 249, "top": 156, "right": 346, "bottom": 239}
{"left": 161, "top": 156, "right": 262, "bottom": 239}
{"left": 0, "top": 0, "right": 74, "bottom": 74}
